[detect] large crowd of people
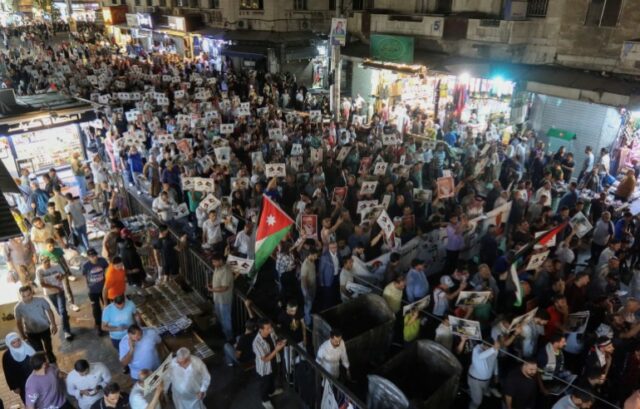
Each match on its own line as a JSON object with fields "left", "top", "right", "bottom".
{"left": 2, "top": 19, "right": 640, "bottom": 409}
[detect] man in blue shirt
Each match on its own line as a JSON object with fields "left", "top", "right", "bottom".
{"left": 29, "top": 181, "right": 50, "bottom": 216}
{"left": 82, "top": 248, "right": 109, "bottom": 336}
{"left": 119, "top": 325, "right": 161, "bottom": 381}
{"left": 318, "top": 242, "right": 340, "bottom": 310}
{"left": 614, "top": 211, "right": 634, "bottom": 241}
{"left": 406, "top": 258, "right": 429, "bottom": 302}
{"left": 444, "top": 127, "right": 459, "bottom": 147}
{"left": 102, "top": 295, "right": 138, "bottom": 350}
{"left": 557, "top": 182, "right": 578, "bottom": 211}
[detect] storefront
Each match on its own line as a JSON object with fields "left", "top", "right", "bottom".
{"left": 0, "top": 123, "right": 85, "bottom": 177}
{"left": 283, "top": 42, "right": 325, "bottom": 89}
{"left": 221, "top": 44, "right": 270, "bottom": 73}
{"left": 310, "top": 43, "right": 329, "bottom": 89}
{"left": 0, "top": 91, "right": 95, "bottom": 177}
{"left": 151, "top": 15, "right": 202, "bottom": 58}
{"left": 53, "top": 1, "right": 100, "bottom": 22}
{"left": 191, "top": 29, "right": 227, "bottom": 73}
{"left": 101, "top": 5, "right": 127, "bottom": 38}
{"left": 594, "top": 108, "right": 638, "bottom": 177}
{"left": 351, "top": 58, "right": 514, "bottom": 138}
{"left": 123, "top": 13, "right": 154, "bottom": 53}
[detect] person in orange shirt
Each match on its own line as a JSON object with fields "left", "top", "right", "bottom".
{"left": 615, "top": 169, "right": 637, "bottom": 202}
{"left": 102, "top": 256, "right": 127, "bottom": 305}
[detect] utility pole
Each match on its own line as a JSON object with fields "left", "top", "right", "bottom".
{"left": 329, "top": 0, "right": 342, "bottom": 121}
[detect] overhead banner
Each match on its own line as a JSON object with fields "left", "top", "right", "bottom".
{"left": 370, "top": 34, "right": 414, "bottom": 64}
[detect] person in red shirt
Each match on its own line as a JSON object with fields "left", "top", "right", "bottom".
{"left": 545, "top": 295, "right": 569, "bottom": 340}
{"left": 102, "top": 256, "right": 127, "bottom": 305}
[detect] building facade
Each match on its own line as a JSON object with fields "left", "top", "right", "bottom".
{"left": 347, "top": 0, "right": 640, "bottom": 77}
{"left": 338, "top": 0, "right": 640, "bottom": 169}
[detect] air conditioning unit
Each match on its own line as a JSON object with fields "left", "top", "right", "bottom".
{"left": 237, "top": 19, "right": 250, "bottom": 29}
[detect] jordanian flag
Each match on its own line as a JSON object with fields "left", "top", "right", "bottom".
{"left": 254, "top": 195, "right": 294, "bottom": 272}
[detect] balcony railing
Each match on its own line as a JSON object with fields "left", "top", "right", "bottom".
{"left": 527, "top": 0, "right": 549, "bottom": 17}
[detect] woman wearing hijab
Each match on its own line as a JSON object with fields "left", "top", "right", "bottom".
{"left": 2, "top": 332, "right": 36, "bottom": 403}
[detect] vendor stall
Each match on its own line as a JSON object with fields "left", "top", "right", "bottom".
{"left": 359, "top": 60, "right": 514, "bottom": 139}
{"left": 0, "top": 123, "right": 84, "bottom": 177}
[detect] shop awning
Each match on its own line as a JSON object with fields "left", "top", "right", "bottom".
{"left": 224, "top": 30, "right": 318, "bottom": 44}
{"left": 547, "top": 128, "right": 576, "bottom": 141}
{"left": 342, "top": 42, "right": 640, "bottom": 109}
{"left": 285, "top": 46, "right": 317, "bottom": 62}
{"left": 0, "top": 91, "right": 95, "bottom": 133}
{"left": 192, "top": 27, "right": 226, "bottom": 40}
{"left": 221, "top": 44, "right": 268, "bottom": 59}
{"left": 154, "top": 28, "right": 188, "bottom": 37}
{"left": 0, "top": 91, "right": 92, "bottom": 118}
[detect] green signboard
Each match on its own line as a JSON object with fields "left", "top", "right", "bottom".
{"left": 370, "top": 34, "right": 415, "bottom": 64}
{"left": 546, "top": 127, "right": 576, "bottom": 141}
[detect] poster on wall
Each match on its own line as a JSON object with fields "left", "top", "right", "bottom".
{"left": 330, "top": 18, "right": 347, "bottom": 46}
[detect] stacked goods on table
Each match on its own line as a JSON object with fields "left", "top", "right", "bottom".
{"left": 192, "top": 342, "right": 215, "bottom": 360}
{"left": 134, "top": 281, "right": 202, "bottom": 329}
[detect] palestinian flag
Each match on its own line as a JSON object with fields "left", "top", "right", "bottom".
{"left": 511, "top": 262, "right": 523, "bottom": 307}
{"left": 511, "top": 221, "right": 569, "bottom": 306}
{"left": 513, "top": 221, "right": 569, "bottom": 260}
{"left": 536, "top": 221, "right": 569, "bottom": 247}
{"left": 254, "top": 195, "right": 294, "bottom": 272}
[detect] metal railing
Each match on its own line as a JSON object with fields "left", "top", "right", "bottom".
{"left": 526, "top": 0, "right": 549, "bottom": 17}
{"left": 122, "top": 187, "right": 367, "bottom": 409}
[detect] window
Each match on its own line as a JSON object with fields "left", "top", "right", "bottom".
{"left": 585, "top": 0, "right": 623, "bottom": 27}
{"left": 329, "top": 0, "right": 335, "bottom": 10}
{"left": 436, "top": 0, "right": 452, "bottom": 13}
{"left": 240, "top": 0, "right": 263, "bottom": 9}
{"left": 189, "top": 0, "right": 198, "bottom": 8}
{"left": 526, "top": 0, "right": 548, "bottom": 17}
{"left": 159, "top": 0, "right": 165, "bottom": 6}
{"left": 209, "top": 0, "right": 219, "bottom": 7}
{"left": 352, "top": 0, "right": 370, "bottom": 10}
{"left": 415, "top": 0, "right": 429, "bottom": 13}
{"left": 293, "top": 0, "right": 307, "bottom": 10}
{"left": 135, "top": 0, "right": 140, "bottom": 6}
{"left": 146, "top": 0, "right": 152, "bottom": 6}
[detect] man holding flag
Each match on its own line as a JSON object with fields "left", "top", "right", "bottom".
{"left": 254, "top": 195, "right": 295, "bottom": 275}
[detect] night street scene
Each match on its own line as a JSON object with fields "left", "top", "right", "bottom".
{"left": 1, "top": 1, "right": 640, "bottom": 409}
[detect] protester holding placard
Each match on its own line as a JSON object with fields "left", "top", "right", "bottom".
{"left": 3, "top": 21, "right": 640, "bottom": 409}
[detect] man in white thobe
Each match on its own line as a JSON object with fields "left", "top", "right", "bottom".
{"left": 66, "top": 359, "right": 112, "bottom": 409}
{"left": 165, "top": 347, "right": 211, "bottom": 409}
{"left": 316, "top": 329, "right": 351, "bottom": 379}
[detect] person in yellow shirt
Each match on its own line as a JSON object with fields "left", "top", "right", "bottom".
{"left": 383, "top": 275, "right": 405, "bottom": 314}
{"left": 403, "top": 308, "right": 421, "bottom": 343}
